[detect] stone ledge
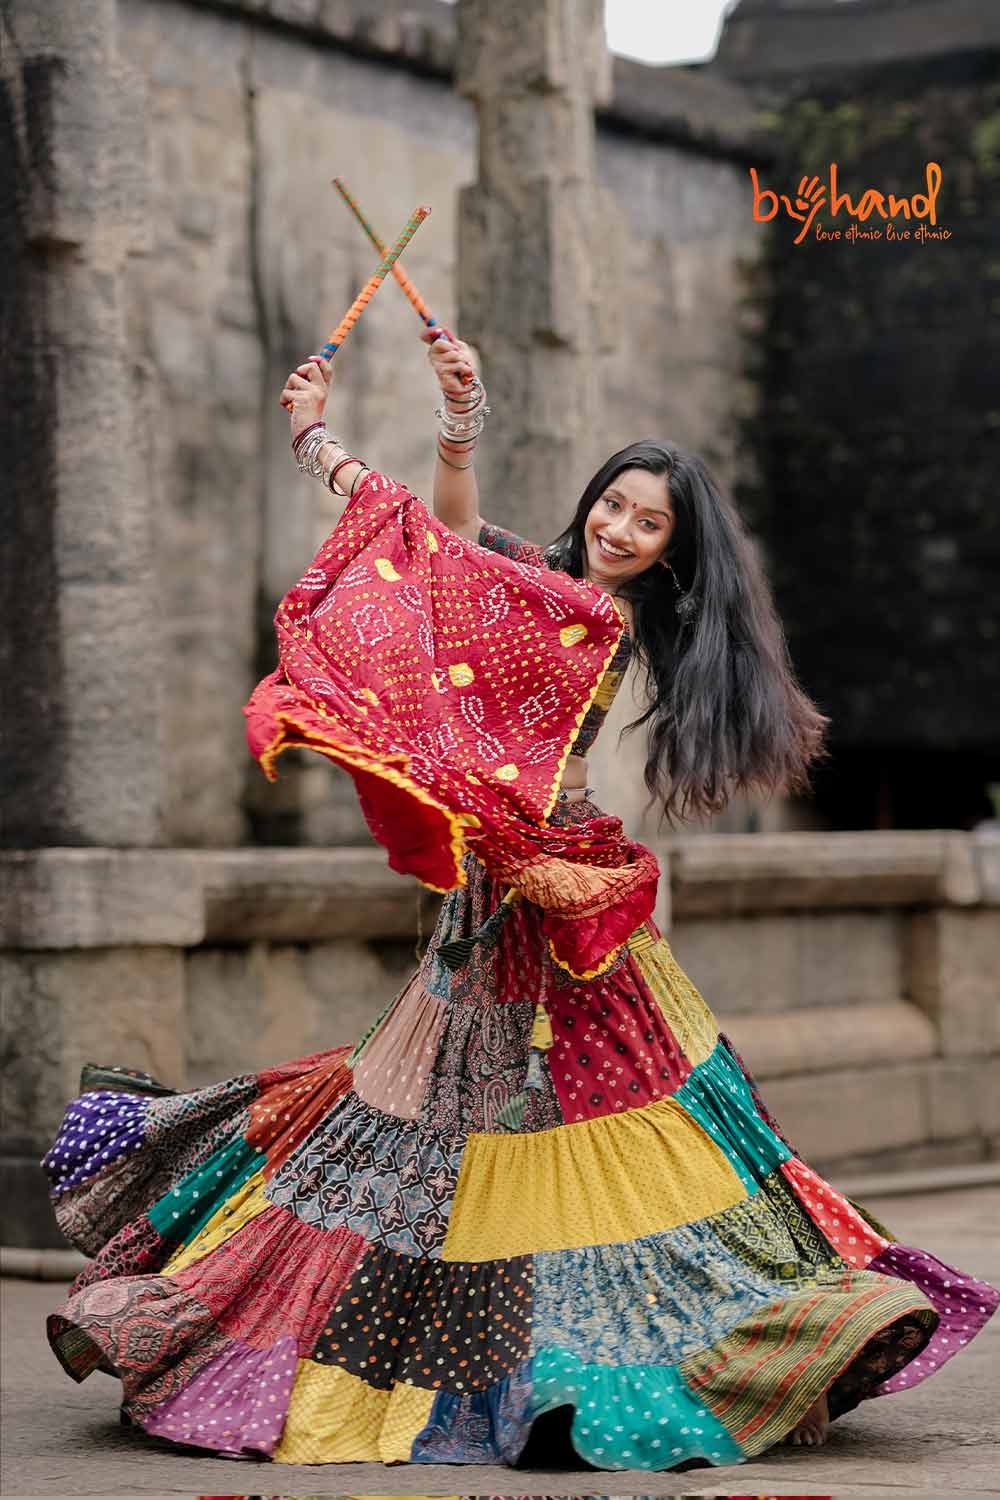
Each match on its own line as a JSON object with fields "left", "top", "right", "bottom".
{"left": 717, "top": 999, "right": 937, "bottom": 1080}
{"left": 0, "top": 850, "right": 205, "bottom": 950}
{"left": 3, "top": 833, "right": 996, "bottom": 947}
{"left": 0, "top": 846, "right": 429, "bottom": 948}
{"left": 196, "top": 848, "right": 432, "bottom": 941}
{"left": 667, "top": 830, "right": 992, "bottom": 916}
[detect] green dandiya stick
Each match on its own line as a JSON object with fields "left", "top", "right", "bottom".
{"left": 318, "top": 202, "right": 431, "bottom": 359}
{"left": 331, "top": 179, "right": 470, "bottom": 380}
{"left": 332, "top": 178, "right": 438, "bottom": 328}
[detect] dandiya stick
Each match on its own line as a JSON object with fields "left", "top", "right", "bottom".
{"left": 332, "top": 177, "right": 471, "bottom": 382}
{"left": 333, "top": 178, "right": 437, "bottom": 326}
{"left": 281, "top": 202, "right": 430, "bottom": 409}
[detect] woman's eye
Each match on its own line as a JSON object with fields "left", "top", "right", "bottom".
{"left": 604, "top": 496, "right": 619, "bottom": 510}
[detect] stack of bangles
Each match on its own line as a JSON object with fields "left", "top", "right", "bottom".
{"left": 435, "top": 374, "right": 490, "bottom": 471}
{"left": 292, "top": 422, "right": 371, "bottom": 497}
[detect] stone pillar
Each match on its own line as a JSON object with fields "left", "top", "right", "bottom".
{"left": 0, "top": 0, "right": 163, "bottom": 847}
{"left": 454, "top": 0, "right": 613, "bottom": 542}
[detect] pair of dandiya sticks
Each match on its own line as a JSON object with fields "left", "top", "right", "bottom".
{"left": 278, "top": 176, "right": 471, "bottom": 414}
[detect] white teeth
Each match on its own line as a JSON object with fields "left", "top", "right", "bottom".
{"left": 597, "top": 536, "right": 630, "bottom": 558}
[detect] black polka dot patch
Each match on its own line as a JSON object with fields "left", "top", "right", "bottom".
{"left": 310, "top": 1240, "right": 533, "bottom": 1393}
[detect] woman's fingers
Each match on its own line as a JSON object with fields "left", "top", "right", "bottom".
{"left": 298, "top": 356, "right": 332, "bottom": 384}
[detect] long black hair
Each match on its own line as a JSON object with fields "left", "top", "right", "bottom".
{"left": 544, "top": 439, "right": 829, "bottom": 823}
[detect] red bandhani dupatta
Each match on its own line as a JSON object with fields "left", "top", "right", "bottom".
{"left": 244, "top": 467, "right": 658, "bottom": 975}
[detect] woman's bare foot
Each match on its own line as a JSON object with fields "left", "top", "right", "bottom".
{"left": 785, "top": 1388, "right": 830, "bottom": 1446}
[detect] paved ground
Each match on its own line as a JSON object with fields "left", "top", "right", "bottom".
{"left": 2, "top": 1186, "right": 998, "bottom": 1497}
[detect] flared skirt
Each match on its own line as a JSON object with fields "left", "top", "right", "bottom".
{"left": 42, "top": 799, "right": 999, "bottom": 1469}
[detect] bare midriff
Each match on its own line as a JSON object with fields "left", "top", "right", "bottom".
{"left": 559, "top": 752, "right": 589, "bottom": 797}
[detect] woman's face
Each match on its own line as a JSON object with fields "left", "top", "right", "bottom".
{"left": 582, "top": 467, "right": 675, "bottom": 588}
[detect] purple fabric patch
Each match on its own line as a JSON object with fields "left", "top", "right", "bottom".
{"left": 42, "top": 1091, "right": 149, "bottom": 1196}
{"left": 868, "top": 1242, "right": 1000, "bottom": 1393}
{"left": 141, "top": 1333, "right": 298, "bottom": 1456}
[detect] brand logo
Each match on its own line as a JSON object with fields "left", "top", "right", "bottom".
{"left": 750, "top": 162, "right": 948, "bottom": 245}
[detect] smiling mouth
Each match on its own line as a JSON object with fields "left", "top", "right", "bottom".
{"left": 595, "top": 535, "right": 632, "bottom": 560}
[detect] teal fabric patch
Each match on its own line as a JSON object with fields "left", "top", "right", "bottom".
{"left": 147, "top": 1134, "right": 265, "bottom": 1245}
{"left": 676, "top": 1040, "right": 791, "bottom": 1192}
{"left": 530, "top": 1345, "right": 744, "bottom": 1469}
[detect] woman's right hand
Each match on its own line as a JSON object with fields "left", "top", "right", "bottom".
{"left": 421, "top": 326, "right": 475, "bottom": 399}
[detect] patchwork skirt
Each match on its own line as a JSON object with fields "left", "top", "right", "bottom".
{"left": 43, "top": 797, "right": 998, "bottom": 1469}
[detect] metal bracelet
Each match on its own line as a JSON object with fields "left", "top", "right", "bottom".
{"left": 437, "top": 406, "right": 491, "bottom": 441}
{"left": 295, "top": 426, "right": 344, "bottom": 479}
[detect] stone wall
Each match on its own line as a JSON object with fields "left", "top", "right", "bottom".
{"left": 3, "top": 831, "right": 997, "bottom": 1246}
{"left": 49, "top": 0, "right": 766, "bottom": 851}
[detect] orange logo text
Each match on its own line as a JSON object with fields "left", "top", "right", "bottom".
{"left": 750, "top": 161, "right": 944, "bottom": 245}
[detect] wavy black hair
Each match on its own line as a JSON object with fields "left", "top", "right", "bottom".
{"left": 544, "top": 439, "right": 829, "bottom": 824}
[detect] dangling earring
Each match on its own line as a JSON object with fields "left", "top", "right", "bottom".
{"left": 663, "top": 557, "right": 697, "bottom": 623}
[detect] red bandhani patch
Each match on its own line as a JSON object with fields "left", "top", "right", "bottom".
{"left": 548, "top": 951, "right": 692, "bottom": 1121}
{"left": 782, "top": 1155, "right": 889, "bottom": 1268}
{"left": 245, "top": 468, "right": 658, "bottom": 972}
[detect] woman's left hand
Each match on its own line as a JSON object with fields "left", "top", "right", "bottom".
{"left": 280, "top": 355, "right": 333, "bottom": 443}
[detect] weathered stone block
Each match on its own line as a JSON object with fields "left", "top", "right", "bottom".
{"left": 758, "top": 1062, "right": 930, "bottom": 1165}
{"left": 926, "top": 1059, "right": 999, "bottom": 1142}
{"left": 670, "top": 832, "right": 981, "bottom": 917}
{"left": 1, "top": 947, "right": 185, "bottom": 1149}
{"left": 717, "top": 1000, "right": 936, "bottom": 1080}
{"left": 669, "top": 914, "right": 798, "bottom": 1015}
{"left": 975, "top": 830, "right": 1000, "bottom": 905}
{"left": 669, "top": 909, "right": 901, "bottom": 1014}
{"left": 184, "top": 938, "right": 409, "bottom": 1086}
{"left": 0, "top": 850, "right": 204, "bottom": 950}
{"left": 907, "top": 908, "right": 1000, "bottom": 1057}
{"left": 195, "top": 848, "right": 433, "bottom": 942}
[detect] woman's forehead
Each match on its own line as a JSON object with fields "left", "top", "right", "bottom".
{"left": 605, "top": 468, "right": 672, "bottom": 515}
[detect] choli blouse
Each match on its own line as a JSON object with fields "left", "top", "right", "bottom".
{"left": 478, "top": 521, "right": 633, "bottom": 756}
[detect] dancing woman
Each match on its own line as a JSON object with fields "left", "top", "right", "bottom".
{"left": 43, "top": 333, "right": 998, "bottom": 1471}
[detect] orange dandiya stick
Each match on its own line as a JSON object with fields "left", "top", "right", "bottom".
{"left": 333, "top": 178, "right": 436, "bottom": 324}
{"left": 332, "top": 177, "right": 471, "bottom": 381}
{"left": 281, "top": 202, "right": 430, "bottom": 409}
{"left": 319, "top": 202, "right": 430, "bottom": 356}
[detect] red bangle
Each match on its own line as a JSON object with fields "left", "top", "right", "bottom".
{"left": 329, "top": 455, "right": 357, "bottom": 490}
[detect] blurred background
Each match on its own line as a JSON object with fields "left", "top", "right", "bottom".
{"left": 2, "top": 0, "right": 999, "bottom": 1251}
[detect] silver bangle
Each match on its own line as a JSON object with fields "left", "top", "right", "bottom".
{"left": 295, "top": 425, "right": 343, "bottom": 479}
{"left": 435, "top": 377, "right": 489, "bottom": 438}
{"left": 436, "top": 404, "right": 491, "bottom": 440}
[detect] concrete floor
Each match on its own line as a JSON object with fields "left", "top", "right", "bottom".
{"left": 2, "top": 1186, "right": 998, "bottom": 1497}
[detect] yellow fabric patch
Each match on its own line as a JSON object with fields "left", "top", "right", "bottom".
{"left": 272, "top": 1359, "right": 435, "bottom": 1464}
{"left": 495, "top": 763, "right": 519, "bottom": 780}
{"left": 592, "top": 667, "right": 623, "bottom": 710}
{"left": 447, "top": 662, "right": 475, "bottom": 686}
{"left": 559, "top": 623, "right": 588, "bottom": 646}
{"left": 442, "top": 1096, "right": 745, "bottom": 1261}
{"left": 374, "top": 558, "right": 401, "bottom": 581}
{"left": 529, "top": 1001, "right": 554, "bottom": 1051}
{"left": 425, "top": 529, "right": 438, "bottom": 552}
{"left": 162, "top": 1169, "right": 271, "bottom": 1275}
{"left": 629, "top": 927, "right": 718, "bottom": 1066}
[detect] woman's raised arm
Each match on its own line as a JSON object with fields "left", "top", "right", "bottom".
{"left": 280, "top": 355, "right": 367, "bottom": 509}
{"left": 422, "top": 327, "right": 483, "bottom": 541}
